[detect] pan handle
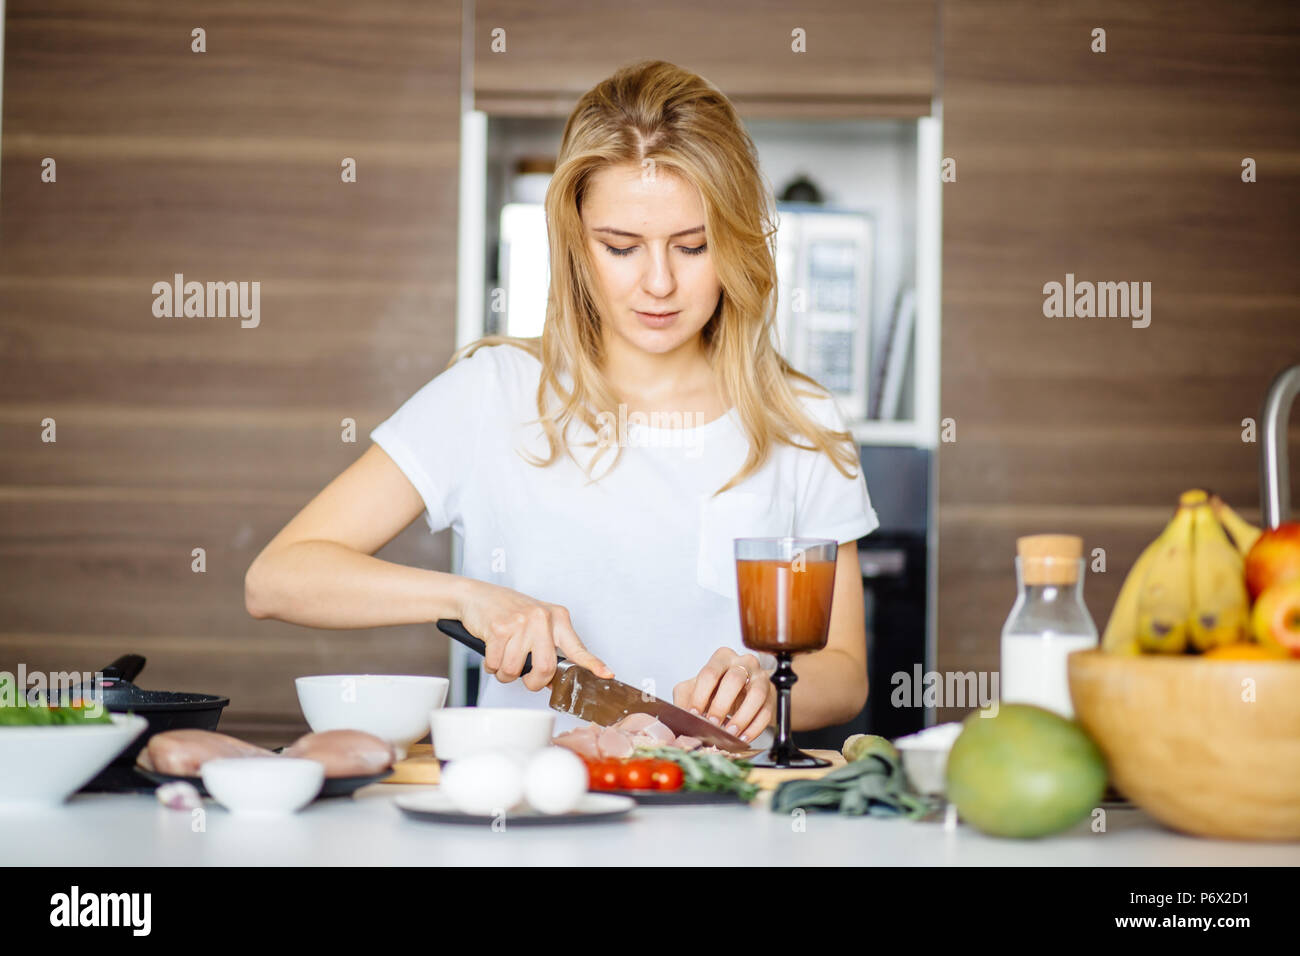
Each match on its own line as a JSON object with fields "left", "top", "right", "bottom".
{"left": 437, "top": 619, "right": 556, "bottom": 677}
{"left": 101, "top": 654, "right": 146, "bottom": 683}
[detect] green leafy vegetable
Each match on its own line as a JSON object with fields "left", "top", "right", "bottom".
{"left": 0, "top": 673, "right": 113, "bottom": 726}
{"left": 634, "top": 746, "right": 759, "bottom": 802}
{"left": 770, "top": 745, "right": 937, "bottom": 819}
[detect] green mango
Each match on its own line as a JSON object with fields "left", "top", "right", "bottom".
{"left": 946, "top": 704, "right": 1107, "bottom": 839}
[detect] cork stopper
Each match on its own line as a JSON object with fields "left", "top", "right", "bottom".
{"left": 1016, "top": 534, "right": 1083, "bottom": 586}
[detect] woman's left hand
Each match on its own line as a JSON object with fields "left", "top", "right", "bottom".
{"left": 673, "top": 648, "right": 776, "bottom": 743}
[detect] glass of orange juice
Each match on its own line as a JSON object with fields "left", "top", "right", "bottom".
{"left": 735, "top": 537, "right": 838, "bottom": 768}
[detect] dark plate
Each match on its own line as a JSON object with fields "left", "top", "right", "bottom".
{"left": 135, "top": 766, "right": 393, "bottom": 799}
{"left": 395, "top": 791, "right": 635, "bottom": 826}
{"left": 606, "top": 788, "right": 747, "bottom": 806}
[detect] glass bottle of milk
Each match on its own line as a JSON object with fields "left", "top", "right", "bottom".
{"left": 999, "top": 534, "right": 1098, "bottom": 719}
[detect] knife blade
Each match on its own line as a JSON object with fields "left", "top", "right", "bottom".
{"left": 436, "top": 619, "right": 751, "bottom": 753}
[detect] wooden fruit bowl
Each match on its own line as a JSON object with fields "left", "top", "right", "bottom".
{"left": 1068, "top": 649, "right": 1300, "bottom": 841}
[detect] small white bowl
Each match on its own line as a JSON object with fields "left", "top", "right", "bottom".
{"left": 894, "top": 722, "right": 965, "bottom": 797}
{"left": 429, "top": 708, "right": 555, "bottom": 762}
{"left": 201, "top": 757, "right": 324, "bottom": 815}
{"left": 295, "top": 675, "right": 449, "bottom": 760}
{"left": 0, "top": 713, "right": 148, "bottom": 807}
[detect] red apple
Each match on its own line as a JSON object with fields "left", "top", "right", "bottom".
{"left": 1244, "top": 521, "right": 1300, "bottom": 601}
{"left": 1251, "top": 579, "right": 1300, "bottom": 658}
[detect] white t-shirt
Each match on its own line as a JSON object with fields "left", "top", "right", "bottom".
{"left": 370, "top": 343, "right": 880, "bottom": 730}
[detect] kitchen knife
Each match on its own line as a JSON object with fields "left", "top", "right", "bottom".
{"left": 435, "top": 618, "right": 751, "bottom": 753}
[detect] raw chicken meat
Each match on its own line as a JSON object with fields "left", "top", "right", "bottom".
{"left": 141, "top": 727, "right": 398, "bottom": 778}
{"left": 616, "top": 713, "right": 676, "bottom": 746}
{"left": 283, "top": 730, "right": 396, "bottom": 777}
{"left": 552, "top": 714, "right": 709, "bottom": 760}
{"left": 551, "top": 725, "right": 601, "bottom": 760}
{"left": 141, "top": 730, "right": 273, "bottom": 775}
{"left": 597, "top": 726, "right": 635, "bottom": 759}
{"left": 613, "top": 713, "right": 659, "bottom": 734}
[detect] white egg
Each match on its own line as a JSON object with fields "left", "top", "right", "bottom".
{"left": 523, "top": 747, "right": 588, "bottom": 815}
{"left": 440, "top": 752, "right": 525, "bottom": 815}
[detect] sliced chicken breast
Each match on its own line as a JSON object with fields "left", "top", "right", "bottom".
{"left": 596, "top": 726, "right": 635, "bottom": 759}
{"left": 552, "top": 726, "right": 602, "bottom": 761}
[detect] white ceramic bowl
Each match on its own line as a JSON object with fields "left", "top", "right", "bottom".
{"left": 429, "top": 707, "right": 555, "bottom": 762}
{"left": 893, "top": 722, "right": 965, "bottom": 797}
{"left": 295, "top": 674, "right": 449, "bottom": 759}
{"left": 201, "top": 757, "right": 324, "bottom": 815}
{"left": 0, "top": 713, "right": 148, "bottom": 807}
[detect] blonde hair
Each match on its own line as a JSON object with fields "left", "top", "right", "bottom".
{"left": 452, "top": 59, "right": 861, "bottom": 496}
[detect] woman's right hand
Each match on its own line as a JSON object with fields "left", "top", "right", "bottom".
{"left": 458, "top": 581, "right": 614, "bottom": 692}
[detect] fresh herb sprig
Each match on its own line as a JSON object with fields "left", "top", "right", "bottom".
{"left": 635, "top": 746, "right": 759, "bottom": 802}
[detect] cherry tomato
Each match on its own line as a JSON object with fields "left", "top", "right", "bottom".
{"left": 618, "top": 759, "right": 655, "bottom": 791}
{"left": 650, "top": 760, "right": 684, "bottom": 791}
{"left": 590, "top": 760, "right": 622, "bottom": 792}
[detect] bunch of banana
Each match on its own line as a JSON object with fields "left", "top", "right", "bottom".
{"left": 1208, "top": 493, "right": 1262, "bottom": 555}
{"left": 1102, "top": 489, "right": 1255, "bottom": 655}
{"left": 1187, "top": 501, "right": 1251, "bottom": 651}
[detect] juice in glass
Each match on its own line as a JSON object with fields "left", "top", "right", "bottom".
{"left": 736, "top": 557, "right": 837, "bottom": 652}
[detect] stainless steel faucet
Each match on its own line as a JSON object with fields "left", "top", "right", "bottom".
{"left": 1260, "top": 364, "right": 1300, "bottom": 529}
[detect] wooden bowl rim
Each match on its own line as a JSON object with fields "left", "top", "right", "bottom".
{"left": 1068, "top": 648, "right": 1299, "bottom": 671}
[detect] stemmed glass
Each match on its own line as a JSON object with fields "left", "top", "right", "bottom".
{"left": 734, "top": 537, "right": 838, "bottom": 768}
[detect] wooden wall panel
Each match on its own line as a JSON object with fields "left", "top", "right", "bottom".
{"left": 0, "top": 0, "right": 462, "bottom": 744}
{"left": 0, "top": 280, "right": 450, "bottom": 409}
{"left": 0, "top": 155, "right": 457, "bottom": 281}
{"left": 937, "top": 0, "right": 1300, "bottom": 721}
{"left": 474, "top": 0, "right": 937, "bottom": 118}
{"left": 0, "top": 498, "right": 446, "bottom": 634}
{"left": 1, "top": 0, "right": 453, "bottom": 141}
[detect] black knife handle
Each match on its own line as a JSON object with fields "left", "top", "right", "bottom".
{"left": 437, "top": 618, "right": 569, "bottom": 678}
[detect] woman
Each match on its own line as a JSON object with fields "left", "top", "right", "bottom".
{"left": 245, "top": 60, "right": 879, "bottom": 743}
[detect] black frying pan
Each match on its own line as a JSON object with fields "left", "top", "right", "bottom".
{"left": 79, "top": 654, "right": 230, "bottom": 792}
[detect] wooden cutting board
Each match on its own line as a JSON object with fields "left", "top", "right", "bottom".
{"left": 386, "top": 743, "right": 440, "bottom": 784}
{"left": 744, "top": 750, "right": 846, "bottom": 790}
{"left": 386, "top": 744, "right": 845, "bottom": 791}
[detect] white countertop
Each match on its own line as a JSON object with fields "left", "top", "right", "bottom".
{"left": 4, "top": 785, "right": 1297, "bottom": 865}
